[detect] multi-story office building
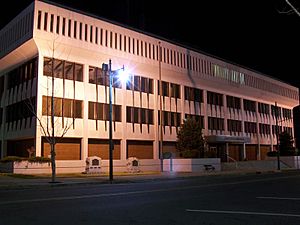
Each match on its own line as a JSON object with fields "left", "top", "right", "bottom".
{"left": 0, "top": 1, "right": 299, "bottom": 171}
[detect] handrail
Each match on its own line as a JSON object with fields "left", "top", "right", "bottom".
{"left": 224, "top": 153, "right": 238, "bottom": 169}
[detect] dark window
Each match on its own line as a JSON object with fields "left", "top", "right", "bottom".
{"left": 64, "top": 61, "right": 73, "bottom": 80}
{"left": 207, "top": 91, "right": 223, "bottom": 106}
{"left": 44, "top": 12, "right": 48, "bottom": 31}
{"left": 258, "top": 102, "right": 269, "bottom": 114}
{"left": 62, "top": 17, "right": 66, "bottom": 35}
{"left": 74, "top": 21, "right": 77, "bottom": 38}
{"left": 56, "top": 16, "right": 60, "bottom": 34}
{"left": 259, "top": 123, "right": 270, "bottom": 135}
{"left": 43, "top": 57, "right": 83, "bottom": 82}
{"left": 243, "top": 99, "right": 256, "bottom": 112}
{"left": 271, "top": 105, "right": 282, "bottom": 117}
{"left": 170, "top": 83, "right": 180, "bottom": 98}
{"left": 50, "top": 14, "right": 54, "bottom": 32}
{"left": 208, "top": 117, "right": 224, "bottom": 130}
{"left": 185, "top": 114, "right": 204, "bottom": 128}
{"left": 68, "top": 19, "right": 71, "bottom": 37}
{"left": 244, "top": 122, "right": 257, "bottom": 134}
{"left": 227, "top": 96, "right": 241, "bottom": 109}
{"left": 227, "top": 119, "right": 242, "bottom": 132}
{"left": 79, "top": 22, "right": 82, "bottom": 40}
{"left": 37, "top": 11, "right": 42, "bottom": 29}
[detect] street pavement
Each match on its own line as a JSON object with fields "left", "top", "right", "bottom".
{"left": 0, "top": 168, "right": 295, "bottom": 190}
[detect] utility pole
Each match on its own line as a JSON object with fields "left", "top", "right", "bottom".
{"left": 102, "top": 60, "right": 114, "bottom": 183}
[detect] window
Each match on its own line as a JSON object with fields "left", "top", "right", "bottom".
{"left": 259, "top": 123, "right": 270, "bottom": 135}
{"left": 227, "top": 119, "right": 242, "bottom": 132}
{"left": 89, "top": 102, "right": 121, "bottom": 121}
{"left": 79, "top": 22, "right": 82, "bottom": 40}
{"left": 271, "top": 105, "right": 281, "bottom": 117}
{"left": 44, "top": 12, "right": 48, "bottom": 31}
{"left": 244, "top": 122, "right": 257, "bottom": 134}
{"left": 37, "top": 11, "right": 42, "bottom": 29}
{"left": 90, "top": 26, "right": 93, "bottom": 42}
{"left": 62, "top": 17, "right": 66, "bottom": 35}
{"left": 243, "top": 99, "right": 256, "bottom": 112}
{"left": 110, "top": 31, "right": 113, "bottom": 48}
{"left": 207, "top": 91, "right": 223, "bottom": 106}
{"left": 50, "top": 14, "right": 54, "bottom": 32}
{"left": 227, "top": 96, "right": 241, "bottom": 109}
{"left": 170, "top": 83, "right": 180, "bottom": 98}
{"left": 282, "top": 108, "right": 292, "bottom": 119}
{"left": 185, "top": 86, "right": 203, "bottom": 102}
{"left": 185, "top": 114, "right": 204, "bottom": 128}
{"left": 43, "top": 57, "right": 83, "bottom": 82}
{"left": 157, "top": 81, "right": 169, "bottom": 96}
{"left": 68, "top": 19, "right": 72, "bottom": 37}
{"left": 158, "top": 111, "right": 181, "bottom": 127}
{"left": 74, "top": 21, "right": 77, "bottom": 39}
{"left": 258, "top": 102, "right": 269, "bottom": 115}
{"left": 126, "top": 106, "right": 154, "bottom": 125}
{"left": 85, "top": 24, "right": 88, "bottom": 41}
{"left": 64, "top": 61, "right": 73, "bottom": 80}
{"left": 208, "top": 117, "right": 224, "bottom": 130}
{"left": 56, "top": 16, "right": 60, "bottom": 34}
{"left": 95, "top": 27, "right": 98, "bottom": 44}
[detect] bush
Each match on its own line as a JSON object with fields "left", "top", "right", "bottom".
{"left": 27, "top": 156, "right": 51, "bottom": 163}
{"left": 267, "top": 151, "right": 278, "bottom": 157}
{"left": 0, "top": 156, "right": 24, "bottom": 163}
{"left": 0, "top": 156, "right": 51, "bottom": 164}
{"left": 180, "top": 149, "right": 200, "bottom": 158}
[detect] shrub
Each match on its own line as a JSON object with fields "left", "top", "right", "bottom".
{"left": 0, "top": 156, "right": 24, "bottom": 163}
{"left": 267, "top": 151, "right": 278, "bottom": 157}
{"left": 27, "top": 156, "right": 51, "bottom": 163}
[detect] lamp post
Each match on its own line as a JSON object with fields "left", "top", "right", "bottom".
{"left": 102, "top": 60, "right": 127, "bottom": 183}
{"left": 102, "top": 60, "right": 113, "bottom": 182}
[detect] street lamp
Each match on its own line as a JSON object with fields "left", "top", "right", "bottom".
{"left": 102, "top": 59, "right": 128, "bottom": 183}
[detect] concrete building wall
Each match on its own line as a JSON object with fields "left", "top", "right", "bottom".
{"left": 0, "top": 0, "right": 299, "bottom": 166}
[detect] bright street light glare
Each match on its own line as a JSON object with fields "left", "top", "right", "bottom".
{"left": 116, "top": 67, "right": 130, "bottom": 83}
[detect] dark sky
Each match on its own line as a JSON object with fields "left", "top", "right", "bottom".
{"left": 1, "top": 0, "right": 300, "bottom": 88}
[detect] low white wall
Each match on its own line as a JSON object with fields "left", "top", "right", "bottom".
{"left": 163, "top": 158, "right": 221, "bottom": 172}
{"left": 279, "top": 156, "right": 300, "bottom": 169}
{"left": 2, "top": 158, "right": 221, "bottom": 174}
{"left": 11, "top": 160, "right": 86, "bottom": 174}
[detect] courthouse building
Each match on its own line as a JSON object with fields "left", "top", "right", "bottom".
{"left": 0, "top": 0, "right": 299, "bottom": 170}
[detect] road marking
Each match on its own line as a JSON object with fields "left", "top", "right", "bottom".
{"left": 1, "top": 174, "right": 299, "bottom": 205}
{"left": 186, "top": 209, "right": 300, "bottom": 218}
{"left": 257, "top": 196, "right": 300, "bottom": 201}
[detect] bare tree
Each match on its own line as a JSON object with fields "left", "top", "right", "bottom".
{"left": 279, "top": 0, "right": 300, "bottom": 16}
{"left": 27, "top": 41, "right": 75, "bottom": 183}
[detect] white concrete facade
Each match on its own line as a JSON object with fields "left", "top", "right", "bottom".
{"left": 0, "top": 1, "right": 299, "bottom": 169}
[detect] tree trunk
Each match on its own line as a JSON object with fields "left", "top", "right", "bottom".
{"left": 50, "top": 143, "right": 56, "bottom": 182}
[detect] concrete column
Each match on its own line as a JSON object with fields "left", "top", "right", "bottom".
{"left": 243, "top": 142, "right": 246, "bottom": 160}
{"left": 121, "top": 76, "right": 127, "bottom": 160}
{"left": 226, "top": 142, "right": 229, "bottom": 162}
{"left": 255, "top": 102, "right": 261, "bottom": 160}
{"left": 82, "top": 64, "right": 89, "bottom": 161}
{"left": 203, "top": 90, "right": 208, "bottom": 136}
{"left": 223, "top": 94, "right": 228, "bottom": 135}
{"left": 153, "top": 78, "right": 159, "bottom": 160}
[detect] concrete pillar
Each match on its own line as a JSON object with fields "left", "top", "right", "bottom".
{"left": 82, "top": 64, "right": 89, "bottom": 161}
{"left": 243, "top": 142, "right": 246, "bottom": 160}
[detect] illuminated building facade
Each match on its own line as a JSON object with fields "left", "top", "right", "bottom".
{"left": 0, "top": 1, "right": 298, "bottom": 171}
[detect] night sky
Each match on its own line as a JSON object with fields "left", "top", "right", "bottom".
{"left": 1, "top": 0, "right": 300, "bottom": 89}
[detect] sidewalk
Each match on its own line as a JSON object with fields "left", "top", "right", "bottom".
{"left": 1, "top": 169, "right": 295, "bottom": 190}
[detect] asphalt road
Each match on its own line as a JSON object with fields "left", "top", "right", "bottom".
{"left": 1, "top": 172, "right": 300, "bottom": 225}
